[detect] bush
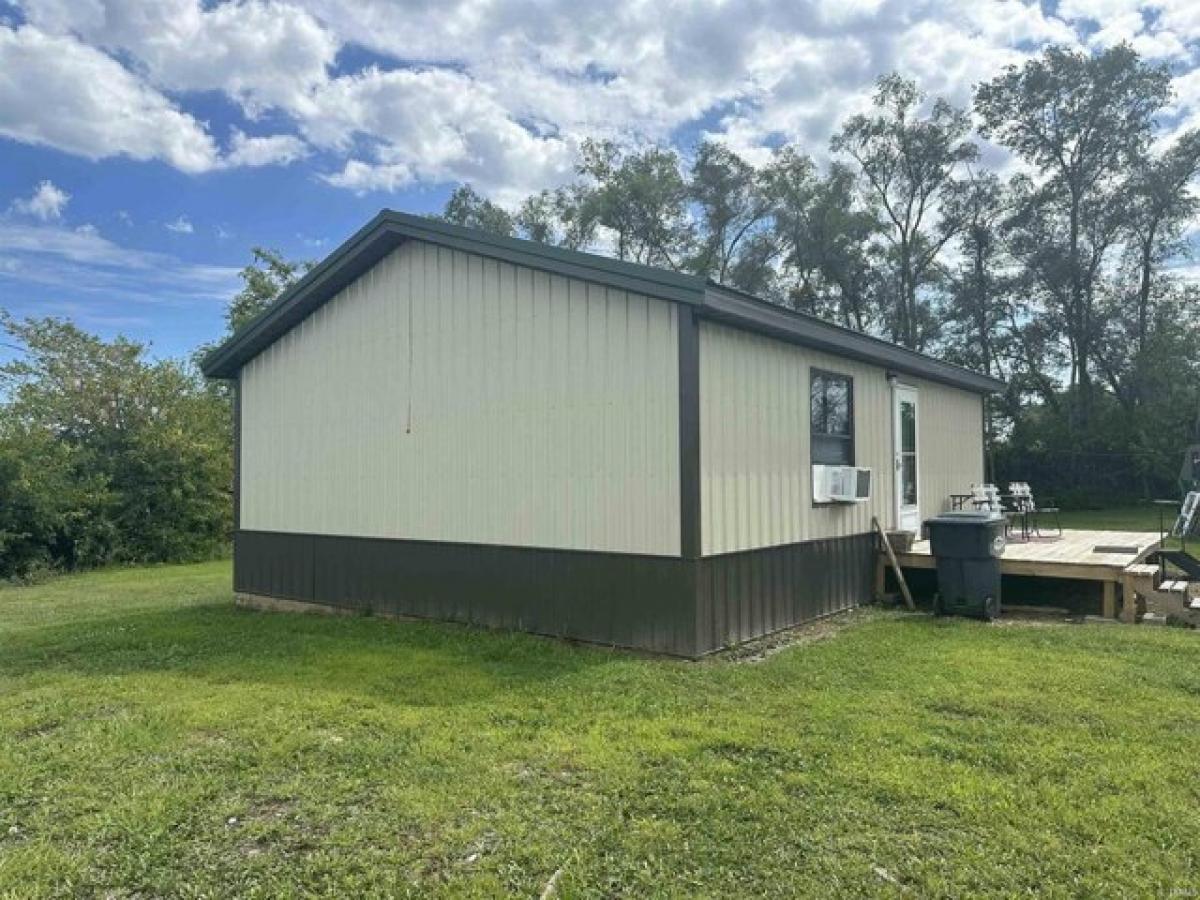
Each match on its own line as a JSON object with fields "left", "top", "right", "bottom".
{"left": 0, "top": 315, "right": 231, "bottom": 578}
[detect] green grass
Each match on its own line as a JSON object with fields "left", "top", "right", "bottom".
{"left": 1055, "top": 503, "right": 1177, "bottom": 534}
{"left": 3, "top": 563, "right": 1200, "bottom": 897}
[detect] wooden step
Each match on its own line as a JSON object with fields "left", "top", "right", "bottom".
{"left": 1124, "top": 563, "right": 1159, "bottom": 577}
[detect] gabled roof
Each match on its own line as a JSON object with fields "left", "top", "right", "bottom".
{"left": 202, "top": 209, "right": 1004, "bottom": 394}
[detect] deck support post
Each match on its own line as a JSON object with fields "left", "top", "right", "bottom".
{"left": 1102, "top": 580, "right": 1117, "bottom": 619}
{"left": 1120, "top": 574, "right": 1138, "bottom": 623}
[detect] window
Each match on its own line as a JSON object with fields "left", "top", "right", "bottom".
{"left": 810, "top": 369, "right": 854, "bottom": 466}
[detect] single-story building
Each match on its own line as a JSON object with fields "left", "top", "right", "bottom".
{"left": 203, "top": 210, "right": 1003, "bottom": 656}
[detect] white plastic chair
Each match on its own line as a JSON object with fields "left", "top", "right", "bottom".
{"left": 1007, "top": 482, "right": 1061, "bottom": 537}
{"left": 970, "top": 483, "right": 1004, "bottom": 512}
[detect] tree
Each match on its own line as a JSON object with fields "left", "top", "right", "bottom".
{"left": 688, "top": 141, "right": 772, "bottom": 284}
{"left": 1123, "top": 129, "right": 1200, "bottom": 363}
{"left": 941, "top": 169, "right": 1010, "bottom": 379}
{"left": 975, "top": 44, "right": 1173, "bottom": 408}
{"left": 0, "top": 314, "right": 231, "bottom": 575}
{"left": 514, "top": 188, "right": 595, "bottom": 249}
{"left": 441, "top": 185, "right": 516, "bottom": 237}
{"left": 833, "top": 74, "right": 976, "bottom": 348}
{"left": 226, "top": 248, "right": 313, "bottom": 334}
{"left": 570, "top": 139, "right": 694, "bottom": 269}
{"left": 763, "top": 150, "right": 882, "bottom": 330}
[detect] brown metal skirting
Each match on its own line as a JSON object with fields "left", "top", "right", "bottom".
{"left": 695, "top": 533, "right": 876, "bottom": 654}
{"left": 234, "top": 530, "right": 698, "bottom": 655}
{"left": 234, "top": 530, "right": 876, "bottom": 658}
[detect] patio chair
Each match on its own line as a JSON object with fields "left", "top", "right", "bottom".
{"left": 969, "top": 482, "right": 998, "bottom": 511}
{"left": 970, "top": 483, "right": 1004, "bottom": 512}
{"left": 1007, "top": 482, "right": 1062, "bottom": 538}
{"left": 969, "top": 483, "right": 1023, "bottom": 538}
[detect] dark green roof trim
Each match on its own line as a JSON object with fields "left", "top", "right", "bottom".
{"left": 202, "top": 208, "right": 1003, "bottom": 395}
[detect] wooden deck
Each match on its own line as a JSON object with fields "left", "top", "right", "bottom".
{"left": 885, "top": 529, "right": 1162, "bottom": 618}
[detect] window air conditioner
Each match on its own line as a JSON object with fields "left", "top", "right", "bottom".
{"left": 813, "top": 465, "right": 872, "bottom": 503}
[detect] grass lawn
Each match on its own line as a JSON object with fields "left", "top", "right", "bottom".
{"left": 3, "top": 563, "right": 1200, "bottom": 897}
{"left": 1054, "top": 503, "right": 1177, "bottom": 534}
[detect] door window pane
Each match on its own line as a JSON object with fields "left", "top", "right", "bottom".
{"left": 902, "top": 455, "right": 917, "bottom": 505}
{"left": 901, "top": 401, "right": 916, "bottom": 453}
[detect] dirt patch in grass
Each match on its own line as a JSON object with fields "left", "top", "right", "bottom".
{"left": 711, "top": 605, "right": 895, "bottom": 663}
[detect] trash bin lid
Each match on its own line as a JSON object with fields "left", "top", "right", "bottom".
{"left": 925, "top": 510, "right": 1005, "bottom": 525}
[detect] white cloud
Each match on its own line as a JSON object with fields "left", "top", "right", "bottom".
{"left": 1158, "top": 68, "right": 1200, "bottom": 148}
{"left": 19, "top": 0, "right": 337, "bottom": 115}
{"left": 165, "top": 216, "right": 194, "bottom": 234}
{"left": 9, "top": 179, "right": 70, "bottom": 220}
{"left": 223, "top": 128, "right": 309, "bottom": 167}
{"left": 6, "top": 0, "right": 1200, "bottom": 200}
{"left": 0, "top": 24, "right": 219, "bottom": 172}
{"left": 307, "top": 66, "right": 578, "bottom": 197}
{"left": 1157, "top": 0, "right": 1200, "bottom": 41}
{"left": 0, "top": 220, "right": 238, "bottom": 304}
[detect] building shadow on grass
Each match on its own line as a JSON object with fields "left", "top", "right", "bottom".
{"left": 0, "top": 598, "right": 638, "bottom": 708}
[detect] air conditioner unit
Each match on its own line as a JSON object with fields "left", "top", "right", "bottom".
{"left": 813, "top": 465, "right": 872, "bottom": 503}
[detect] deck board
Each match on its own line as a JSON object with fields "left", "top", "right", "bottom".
{"left": 894, "top": 529, "right": 1160, "bottom": 582}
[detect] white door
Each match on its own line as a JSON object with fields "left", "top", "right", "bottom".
{"left": 894, "top": 385, "right": 920, "bottom": 532}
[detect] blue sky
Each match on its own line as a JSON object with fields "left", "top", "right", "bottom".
{"left": 1, "top": 0, "right": 1198, "bottom": 361}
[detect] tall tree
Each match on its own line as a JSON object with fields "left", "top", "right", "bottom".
{"left": 975, "top": 44, "right": 1173, "bottom": 409}
{"left": 226, "top": 248, "right": 314, "bottom": 334}
{"left": 688, "top": 141, "right": 772, "bottom": 284}
{"left": 514, "top": 188, "right": 595, "bottom": 249}
{"left": 1091, "top": 129, "right": 1200, "bottom": 455}
{"left": 832, "top": 74, "right": 976, "bottom": 348}
{"left": 570, "top": 139, "right": 694, "bottom": 269}
{"left": 441, "top": 185, "right": 516, "bottom": 237}
{"left": 1123, "top": 129, "right": 1200, "bottom": 362}
{"left": 762, "top": 150, "right": 881, "bottom": 331}
{"left": 941, "top": 169, "right": 1009, "bottom": 379}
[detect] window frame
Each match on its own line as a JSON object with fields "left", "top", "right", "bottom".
{"left": 809, "top": 367, "right": 856, "bottom": 487}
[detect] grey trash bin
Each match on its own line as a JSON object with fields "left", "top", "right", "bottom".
{"left": 925, "top": 510, "right": 1006, "bottom": 620}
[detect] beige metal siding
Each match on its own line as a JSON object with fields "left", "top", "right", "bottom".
{"left": 699, "top": 322, "right": 983, "bottom": 555}
{"left": 240, "top": 240, "right": 681, "bottom": 556}
{"left": 914, "top": 377, "right": 985, "bottom": 519}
